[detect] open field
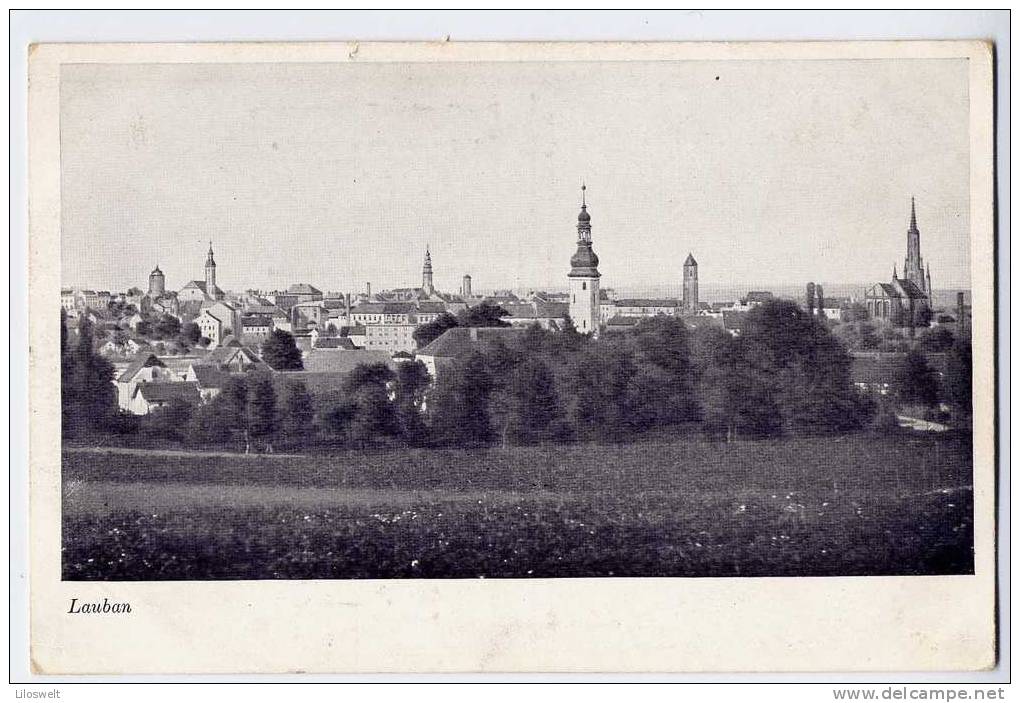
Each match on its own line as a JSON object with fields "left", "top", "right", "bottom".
{"left": 62, "top": 431, "right": 974, "bottom": 579}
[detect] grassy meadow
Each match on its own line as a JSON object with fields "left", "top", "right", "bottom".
{"left": 62, "top": 431, "right": 974, "bottom": 579}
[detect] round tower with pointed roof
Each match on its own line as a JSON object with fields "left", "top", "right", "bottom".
{"left": 568, "top": 184, "right": 601, "bottom": 334}
{"left": 148, "top": 265, "right": 166, "bottom": 296}
{"left": 683, "top": 252, "right": 699, "bottom": 313}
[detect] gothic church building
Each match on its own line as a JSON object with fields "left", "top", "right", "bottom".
{"left": 863, "top": 198, "right": 934, "bottom": 327}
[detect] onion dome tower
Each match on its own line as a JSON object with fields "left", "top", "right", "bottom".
{"left": 567, "top": 184, "right": 601, "bottom": 334}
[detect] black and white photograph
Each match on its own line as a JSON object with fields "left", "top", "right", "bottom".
{"left": 56, "top": 54, "right": 978, "bottom": 582}
{"left": 20, "top": 26, "right": 1000, "bottom": 677}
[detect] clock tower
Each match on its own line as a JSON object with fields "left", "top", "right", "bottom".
{"left": 568, "top": 185, "right": 601, "bottom": 334}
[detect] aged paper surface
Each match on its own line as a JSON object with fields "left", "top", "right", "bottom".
{"left": 29, "top": 41, "right": 996, "bottom": 673}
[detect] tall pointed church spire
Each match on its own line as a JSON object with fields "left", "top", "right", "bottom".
{"left": 422, "top": 244, "right": 434, "bottom": 294}
{"left": 204, "top": 241, "right": 218, "bottom": 297}
{"left": 909, "top": 196, "right": 918, "bottom": 231}
{"left": 893, "top": 264, "right": 898, "bottom": 279}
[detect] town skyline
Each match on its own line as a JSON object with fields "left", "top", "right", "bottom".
{"left": 61, "top": 59, "right": 972, "bottom": 292}
{"left": 62, "top": 192, "right": 970, "bottom": 297}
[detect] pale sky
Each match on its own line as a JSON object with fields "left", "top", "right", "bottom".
{"left": 60, "top": 58, "right": 971, "bottom": 293}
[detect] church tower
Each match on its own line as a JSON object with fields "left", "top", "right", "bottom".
{"left": 205, "top": 242, "right": 217, "bottom": 295}
{"left": 568, "top": 184, "right": 601, "bottom": 334}
{"left": 422, "top": 246, "right": 434, "bottom": 295}
{"left": 903, "top": 197, "right": 926, "bottom": 292}
{"left": 682, "top": 253, "right": 699, "bottom": 313}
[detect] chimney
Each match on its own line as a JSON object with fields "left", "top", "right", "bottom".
{"left": 815, "top": 284, "right": 825, "bottom": 319}
{"left": 345, "top": 293, "right": 352, "bottom": 323}
{"left": 805, "top": 282, "right": 816, "bottom": 315}
{"left": 366, "top": 282, "right": 372, "bottom": 298}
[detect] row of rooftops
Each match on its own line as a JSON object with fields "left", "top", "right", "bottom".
{"left": 62, "top": 288, "right": 113, "bottom": 297}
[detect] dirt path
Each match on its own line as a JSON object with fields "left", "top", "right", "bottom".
{"left": 64, "top": 446, "right": 305, "bottom": 459}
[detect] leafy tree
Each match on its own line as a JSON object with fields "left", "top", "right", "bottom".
{"left": 498, "top": 357, "right": 565, "bottom": 445}
{"left": 701, "top": 364, "right": 782, "bottom": 441}
{"left": 833, "top": 320, "right": 880, "bottom": 352}
{"left": 392, "top": 361, "right": 431, "bottom": 445}
{"left": 625, "top": 316, "right": 698, "bottom": 427}
{"left": 943, "top": 340, "right": 972, "bottom": 413}
{"left": 413, "top": 312, "right": 458, "bottom": 349}
{"left": 107, "top": 300, "right": 137, "bottom": 318}
{"left": 561, "top": 314, "right": 578, "bottom": 335}
{"left": 855, "top": 321, "right": 880, "bottom": 351}
{"left": 483, "top": 335, "right": 523, "bottom": 379}
{"left": 277, "top": 379, "right": 315, "bottom": 444}
{"left": 563, "top": 340, "right": 636, "bottom": 442}
{"left": 456, "top": 302, "right": 510, "bottom": 328}
{"left": 689, "top": 325, "right": 732, "bottom": 374}
{"left": 343, "top": 363, "right": 396, "bottom": 444}
{"left": 261, "top": 329, "right": 304, "bottom": 370}
{"left": 913, "top": 304, "right": 933, "bottom": 328}
{"left": 220, "top": 375, "right": 250, "bottom": 449}
{"left": 179, "top": 321, "right": 202, "bottom": 346}
{"left": 151, "top": 313, "right": 181, "bottom": 340}
{"left": 738, "top": 299, "right": 869, "bottom": 434}
{"left": 316, "top": 401, "right": 357, "bottom": 443}
{"left": 841, "top": 302, "right": 869, "bottom": 323}
{"left": 140, "top": 397, "right": 193, "bottom": 443}
{"left": 110, "top": 328, "right": 129, "bottom": 346}
{"left": 919, "top": 325, "right": 955, "bottom": 353}
{"left": 896, "top": 349, "right": 940, "bottom": 407}
{"left": 63, "top": 314, "right": 118, "bottom": 437}
{"left": 126, "top": 286, "right": 144, "bottom": 297}
{"left": 186, "top": 399, "right": 233, "bottom": 446}
{"left": 60, "top": 309, "right": 74, "bottom": 434}
{"left": 428, "top": 351, "right": 495, "bottom": 446}
{"left": 413, "top": 304, "right": 512, "bottom": 351}
{"left": 246, "top": 371, "right": 278, "bottom": 447}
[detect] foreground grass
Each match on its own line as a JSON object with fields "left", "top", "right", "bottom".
{"left": 63, "top": 430, "right": 971, "bottom": 493}
{"left": 62, "top": 431, "right": 974, "bottom": 579}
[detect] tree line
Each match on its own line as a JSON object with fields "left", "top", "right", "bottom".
{"left": 62, "top": 299, "right": 973, "bottom": 449}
